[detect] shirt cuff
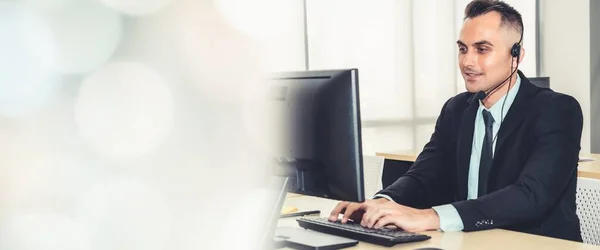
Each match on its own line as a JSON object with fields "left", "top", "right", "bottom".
{"left": 373, "top": 194, "right": 396, "bottom": 203}
{"left": 432, "top": 204, "right": 464, "bottom": 232}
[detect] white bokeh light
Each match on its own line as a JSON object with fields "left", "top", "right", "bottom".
{"left": 76, "top": 178, "right": 172, "bottom": 250}
{"left": 74, "top": 61, "right": 173, "bottom": 159}
{"left": 24, "top": 0, "right": 122, "bottom": 74}
{"left": 99, "top": 0, "right": 172, "bottom": 16}
{"left": 0, "top": 2, "right": 61, "bottom": 118}
{"left": 0, "top": 214, "right": 92, "bottom": 250}
{"left": 213, "top": 0, "right": 296, "bottom": 41}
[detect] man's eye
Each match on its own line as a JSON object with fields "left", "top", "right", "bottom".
{"left": 478, "top": 47, "right": 489, "bottom": 53}
{"left": 458, "top": 47, "right": 467, "bottom": 53}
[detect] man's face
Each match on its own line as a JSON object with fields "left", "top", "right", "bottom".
{"left": 458, "top": 11, "right": 517, "bottom": 93}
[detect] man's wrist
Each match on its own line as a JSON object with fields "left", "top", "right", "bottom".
{"left": 423, "top": 208, "right": 441, "bottom": 230}
{"left": 372, "top": 194, "right": 395, "bottom": 203}
{"left": 370, "top": 197, "right": 390, "bottom": 205}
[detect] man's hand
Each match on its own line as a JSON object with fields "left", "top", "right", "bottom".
{"left": 328, "top": 199, "right": 440, "bottom": 232}
{"left": 329, "top": 198, "right": 389, "bottom": 223}
{"left": 361, "top": 202, "right": 440, "bottom": 232}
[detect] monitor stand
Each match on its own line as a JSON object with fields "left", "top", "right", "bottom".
{"left": 273, "top": 158, "right": 328, "bottom": 199}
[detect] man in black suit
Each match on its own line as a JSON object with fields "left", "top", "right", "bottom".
{"left": 329, "top": 0, "right": 583, "bottom": 242}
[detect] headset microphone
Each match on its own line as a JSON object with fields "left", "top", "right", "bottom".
{"left": 474, "top": 66, "right": 519, "bottom": 101}
{"left": 474, "top": 91, "right": 487, "bottom": 101}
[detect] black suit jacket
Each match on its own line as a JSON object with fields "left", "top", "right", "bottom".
{"left": 377, "top": 71, "right": 583, "bottom": 242}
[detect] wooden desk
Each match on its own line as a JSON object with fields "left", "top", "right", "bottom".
{"left": 376, "top": 151, "right": 600, "bottom": 180}
{"left": 375, "top": 151, "right": 418, "bottom": 162}
{"left": 279, "top": 195, "right": 600, "bottom": 250}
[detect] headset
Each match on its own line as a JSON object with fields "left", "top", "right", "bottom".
{"left": 472, "top": 35, "right": 522, "bottom": 101}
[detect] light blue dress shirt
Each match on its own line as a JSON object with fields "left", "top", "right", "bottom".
{"left": 431, "top": 75, "right": 521, "bottom": 231}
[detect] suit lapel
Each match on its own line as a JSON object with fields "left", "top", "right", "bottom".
{"left": 495, "top": 71, "right": 539, "bottom": 153}
{"left": 456, "top": 96, "right": 479, "bottom": 201}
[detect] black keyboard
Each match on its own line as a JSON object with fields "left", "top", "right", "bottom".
{"left": 296, "top": 217, "right": 431, "bottom": 247}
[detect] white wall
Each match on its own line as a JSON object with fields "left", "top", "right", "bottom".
{"left": 541, "top": 0, "right": 591, "bottom": 153}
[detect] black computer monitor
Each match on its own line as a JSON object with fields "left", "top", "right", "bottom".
{"left": 268, "top": 69, "right": 365, "bottom": 202}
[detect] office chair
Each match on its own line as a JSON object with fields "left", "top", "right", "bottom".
{"left": 576, "top": 177, "right": 600, "bottom": 245}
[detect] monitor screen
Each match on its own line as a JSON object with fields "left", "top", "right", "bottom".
{"left": 268, "top": 69, "right": 365, "bottom": 202}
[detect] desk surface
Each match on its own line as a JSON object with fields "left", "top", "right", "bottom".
{"left": 280, "top": 195, "right": 600, "bottom": 250}
{"left": 375, "top": 151, "right": 600, "bottom": 180}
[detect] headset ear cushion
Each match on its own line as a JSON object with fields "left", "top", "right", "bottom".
{"left": 511, "top": 43, "right": 521, "bottom": 58}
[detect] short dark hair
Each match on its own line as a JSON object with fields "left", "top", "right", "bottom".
{"left": 464, "top": 0, "right": 523, "bottom": 40}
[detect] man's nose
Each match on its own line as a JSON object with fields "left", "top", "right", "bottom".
{"left": 461, "top": 51, "right": 477, "bottom": 68}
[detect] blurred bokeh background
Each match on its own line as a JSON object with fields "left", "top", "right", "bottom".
{"left": 0, "top": 0, "right": 278, "bottom": 249}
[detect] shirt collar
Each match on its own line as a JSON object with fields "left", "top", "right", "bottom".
{"left": 479, "top": 75, "right": 521, "bottom": 124}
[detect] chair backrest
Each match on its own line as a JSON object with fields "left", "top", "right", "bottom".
{"left": 529, "top": 76, "right": 550, "bottom": 88}
{"left": 576, "top": 177, "right": 600, "bottom": 245}
{"left": 362, "top": 155, "right": 385, "bottom": 199}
